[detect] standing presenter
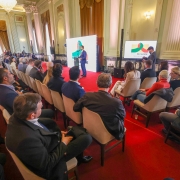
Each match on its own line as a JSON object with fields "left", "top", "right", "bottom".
{"left": 79, "top": 45, "right": 87, "bottom": 77}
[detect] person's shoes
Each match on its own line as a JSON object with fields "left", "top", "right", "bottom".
{"left": 125, "top": 99, "right": 131, "bottom": 106}
{"left": 81, "top": 75, "right": 84, "bottom": 76}
{"left": 77, "top": 156, "right": 92, "bottom": 165}
{"left": 82, "top": 75, "right": 86, "bottom": 77}
{"left": 162, "top": 128, "right": 168, "bottom": 134}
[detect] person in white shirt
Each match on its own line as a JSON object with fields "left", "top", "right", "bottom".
{"left": 110, "top": 61, "right": 140, "bottom": 96}
{"left": 25, "top": 59, "right": 34, "bottom": 75}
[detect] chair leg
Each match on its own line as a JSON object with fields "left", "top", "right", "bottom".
{"left": 55, "top": 109, "right": 58, "bottom": 121}
{"left": 62, "top": 113, "right": 67, "bottom": 128}
{"left": 122, "top": 134, "right": 125, "bottom": 152}
{"left": 146, "top": 112, "right": 151, "bottom": 128}
{"left": 100, "top": 144, "right": 105, "bottom": 166}
{"left": 131, "top": 104, "right": 135, "bottom": 117}
{"left": 67, "top": 117, "right": 70, "bottom": 127}
{"left": 165, "top": 126, "right": 172, "bottom": 143}
{"left": 74, "top": 167, "right": 79, "bottom": 180}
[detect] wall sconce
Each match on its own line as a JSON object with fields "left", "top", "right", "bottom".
{"left": 20, "top": 38, "right": 26, "bottom": 42}
{"left": 144, "top": 11, "right": 152, "bottom": 19}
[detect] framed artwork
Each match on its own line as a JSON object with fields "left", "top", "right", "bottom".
{"left": 15, "top": 15, "right": 24, "bottom": 22}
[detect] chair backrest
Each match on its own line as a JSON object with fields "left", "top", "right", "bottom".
{"left": 35, "top": 79, "right": 44, "bottom": 97}
{"left": 29, "top": 77, "right": 38, "bottom": 92}
{"left": 143, "top": 95, "right": 167, "bottom": 112}
{"left": 6, "top": 148, "right": 45, "bottom": 180}
{"left": 121, "top": 79, "right": 141, "bottom": 97}
{"left": 2, "top": 109, "right": 11, "bottom": 124}
{"left": 50, "top": 90, "right": 65, "bottom": 113}
{"left": 82, "top": 107, "right": 114, "bottom": 144}
{"left": 140, "top": 77, "right": 157, "bottom": 89}
{"left": 62, "top": 95, "right": 82, "bottom": 124}
{"left": 21, "top": 72, "right": 28, "bottom": 86}
{"left": 167, "top": 87, "right": 180, "bottom": 108}
{"left": 41, "top": 84, "right": 53, "bottom": 105}
{"left": 14, "top": 69, "right": 21, "bottom": 79}
{"left": 25, "top": 74, "right": 32, "bottom": 89}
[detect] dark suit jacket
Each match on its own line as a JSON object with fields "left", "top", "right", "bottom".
{"left": 29, "top": 67, "right": 44, "bottom": 82}
{"left": 0, "top": 85, "right": 18, "bottom": 114}
{"left": 73, "top": 90, "right": 125, "bottom": 140}
{"left": 170, "top": 79, "right": 180, "bottom": 91}
{"left": 148, "top": 51, "right": 156, "bottom": 70}
{"left": 62, "top": 81, "right": 85, "bottom": 102}
{"left": 79, "top": 50, "right": 87, "bottom": 63}
{"left": 140, "top": 68, "right": 156, "bottom": 83}
{"left": 6, "top": 116, "right": 68, "bottom": 180}
{"left": 47, "top": 77, "right": 65, "bottom": 95}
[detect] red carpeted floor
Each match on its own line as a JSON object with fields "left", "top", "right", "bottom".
{"left": 0, "top": 66, "right": 180, "bottom": 180}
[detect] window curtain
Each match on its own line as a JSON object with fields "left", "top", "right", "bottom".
{"left": 0, "top": 20, "right": 10, "bottom": 50}
{"left": 41, "top": 10, "right": 52, "bottom": 48}
{"left": 79, "top": 0, "right": 104, "bottom": 66}
{"left": 0, "top": 31, "right": 10, "bottom": 50}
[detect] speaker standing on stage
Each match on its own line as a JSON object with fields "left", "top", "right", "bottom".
{"left": 79, "top": 45, "right": 87, "bottom": 77}
{"left": 142, "top": 46, "right": 156, "bottom": 70}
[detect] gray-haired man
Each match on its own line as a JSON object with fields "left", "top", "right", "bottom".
{"left": 74, "top": 73, "right": 126, "bottom": 140}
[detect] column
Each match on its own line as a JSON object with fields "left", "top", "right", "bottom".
{"left": 24, "top": 6, "right": 34, "bottom": 53}
{"left": 33, "top": 7, "right": 44, "bottom": 53}
{"left": 48, "top": 0, "right": 55, "bottom": 44}
{"left": 63, "top": 0, "right": 70, "bottom": 39}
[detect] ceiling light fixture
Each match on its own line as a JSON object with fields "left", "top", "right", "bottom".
{"left": 0, "top": 0, "right": 17, "bottom": 13}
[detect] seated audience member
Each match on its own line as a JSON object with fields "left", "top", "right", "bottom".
{"left": 74, "top": 73, "right": 126, "bottom": 140}
{"left": 43, "top": 62, "right": 54, "bottom": 85}
{"left": 62, "top": 66, "right": 85, "bottom": 102}
{"left": 10, "top": 57, "right": 16, "bottom": 70}
{"left": 0, "top": 68, "right": 54, "bottom": 119}
{"left": 6, "top": 93, "right": 92, "bottom": 180}
{"left": 47, "top": 63, "right": 65, "bottom": 95}
{"left": 159, "top": 109, "right": 180, "bottom": 141}
{"left": 32, "top": 53, "right": 38, "bottom": 60}
{"left": 169, "top": 66, "right": 180, "bottom": 91}
{"left": 25, "top": 59, "right": 34, "bottom": 75}
{"left": 156, "top": 61, "right": 168, "bottom": 77}
{"left": 110, "top": 61, "right": 140, "bottom": 96}
{"left": 131, "top": 70, "right": 170, "bottom": 103}
{"left": 29, "top": 60, "right": 44, "bottom": 82}
{"left": 140, "top": 60, "right": 156, "bottom": 83}
{"left": 4, "top": 55, "right": 10, "bottom": 64}
{"left": 18, "top": 58, "right": 28, "bottom": 73}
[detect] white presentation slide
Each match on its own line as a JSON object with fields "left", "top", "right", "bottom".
{"left": 124, "top": 41, "right": 157, "bottom": 59}
{"left": 66, "top": 35, "right": 97, "bottom": 72}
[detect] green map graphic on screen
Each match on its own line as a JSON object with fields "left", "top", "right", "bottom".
{"left": 131, "top": 43, "right": 149, "bottom": 53}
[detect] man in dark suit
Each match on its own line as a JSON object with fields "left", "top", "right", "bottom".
{"left": 143, "top": 46, "right": 156, "bottom": 70}
{"left": 0, "top": 68, "right": 54, "bottom": 118}
{"left": 62, "top": 66, "right": 85, "bottom": 102}
{"left": 47, "top": 63, "right": 65, "bottom": 95}
{"left": 6, "top": 93, "right": 92, "bottom": 180}
{"left": 140, "top": 59, "right": 156, "bottom": 83}
{"left": 79, "top": 45, "right": 87, "bottom": 77}
{"left": 74, "top": 73, "right": 126, "bottom": 140}
{"left": 29, "top": 60, "right": 44, "bottom": 82}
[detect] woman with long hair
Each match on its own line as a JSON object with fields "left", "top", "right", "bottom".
{"left": 43, "top": 62, "right": 54, "bottom": 85}
{"left": 110, "top": 61, "right": 140, "bottom": 96}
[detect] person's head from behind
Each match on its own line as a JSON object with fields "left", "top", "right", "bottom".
{"left": 147, "top": 46, "right": 154, "bottom": 54}
{"left": 81, "top": 45, "right": 84, "bottom": 50}
{"left": 28, "top": 59, "right": 35, "bottom": 66}
{"left": 53, "top": 63, "right": 63, "bottom": 78}
{"left": 124, "top": 61, "right": 135, "bottom": 74}
{"left": 34, "top": 60, "right": 42, "bottom": 69}
{"left": 13, "top": 93, "right": 42, "bottom": 120}
{"left": 97, "top": 73, "right": 112, "bottom": 91}
{"left": 170, "top": 66, "right": 180, "bottom": 80}
{"left": 160, "top": 61, "right": 168, "bottom": 71}
{"left": 159, "top": 70, "right": 168, "bottom": 80}
{"left": 0, "top": 68, "right": 14, "bottom": 85}
{"left": 69, "top": 66, "right": 80, "bottom": 81}
{"left": 144, "top": 59, "right": 152, "bottom": 69}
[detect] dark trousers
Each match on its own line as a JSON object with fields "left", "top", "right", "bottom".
{"left": 0, "top": 165, "right": 4, "bottom": 180}
{"left": 74, "top": 58, "right": 79, "bottom": 68}
{"left": 159, "top": 112, "right": 180, "bottom": 133}
{"left": 81, "top": 61, "right": 86, "bottom": 76}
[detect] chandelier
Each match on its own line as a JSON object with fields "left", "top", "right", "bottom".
{"left": 0, "top": 0, "right": 17, "bottom": 13}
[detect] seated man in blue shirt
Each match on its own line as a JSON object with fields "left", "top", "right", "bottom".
{"left": 62, "top": 66, "right": 85, "bottom": 102}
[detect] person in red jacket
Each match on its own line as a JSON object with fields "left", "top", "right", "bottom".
{"left": 131, "top": 70, "right": 170, "bottom": 103}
